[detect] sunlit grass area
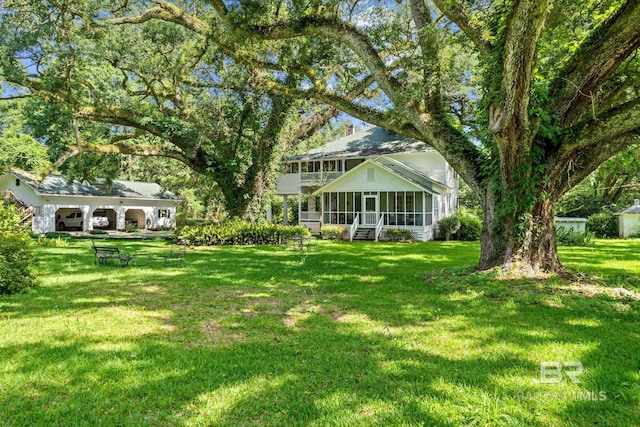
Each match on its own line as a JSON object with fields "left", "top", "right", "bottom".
{"left": 1, "top": 238, "right": 639, "bottom": 426}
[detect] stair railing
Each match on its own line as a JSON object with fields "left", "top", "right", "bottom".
{"left": 374, "top": 214, "right": 384, "bottom": 242}
{"left": 349, "top": 213, "right": 360, "bottom": 242}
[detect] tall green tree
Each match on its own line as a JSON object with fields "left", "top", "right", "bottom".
{"left": 3, "top": 1, "right": 640, "bottom": 272}
{"left": 0, "top": 101, "right": 51, "bottom": 173}
{"left": 0, "top": 0, "right": 343, "bottom": 219}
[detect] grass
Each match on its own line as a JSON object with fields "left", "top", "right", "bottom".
{"left": 0, "top": 238, "right": 639, "bottom": 426}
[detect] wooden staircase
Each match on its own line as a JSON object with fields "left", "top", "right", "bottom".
{"left": 352, "top": 227, "right": 375, "bottom": 241}
{"left": 3, "top": 190, "right": 33, "bottom": 224}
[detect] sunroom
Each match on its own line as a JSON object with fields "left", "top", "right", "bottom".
{"left": 310, "top": 156, "right": 450, "bottom": 241}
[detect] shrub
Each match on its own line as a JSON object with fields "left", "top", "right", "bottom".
{"left": 173, "top": 220, "right": 310, "bottom": 246}
{"left": 556, "top": 227, "right": 595, "bottom": 246}
{"left": 320, "top": 224, "right": 345, "bottom": 241}
{"left": 455, "top": 214, "right": 482, "bottom": 241}
{"left": 586, "top": 212, "right": 617, "bottom": 238}
{"left": 436, "top": 216, "right": 461, "bottom": 241}
{"left": 34, "top": 236, "right": 69, "bottom": 248}
{"left": 124, "top": 222, "right": 139, "bottom": 233}
{"left": 0, "top": 203, "right": 38, "bottom": 294}
{"left": 88, "top": 229, "right": 108, "bottom": 235}
{"left": 436, "top": 213, "right": 482, "bottom": 241}
{"left": 383, "top": 228, "right": 415, "bottom": 242}
{"left": 43, "top": 231, "right": 71, "bottom": 238}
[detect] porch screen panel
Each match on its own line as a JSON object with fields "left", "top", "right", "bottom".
{"left": 415, "top": 192, "right": 424, "bottom": 226}
{"left": 425, "top": 194, "right": 433, "bottom": 225}
{"left": 323, "top": 192, "right": 360, "bottom": 225}
{"left": 397, "top": 192, "right": 405, "bottom": 225}
{"left": 378, "top": 191, "right": 427, "bottom": 226}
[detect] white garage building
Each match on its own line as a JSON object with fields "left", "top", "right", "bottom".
{"left": 0, "top": 171, "right": 180, "bottom": 234}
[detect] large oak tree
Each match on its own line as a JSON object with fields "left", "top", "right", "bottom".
{"left": 0, "top": 0, "right": 348, "bottom": 219}
{"left": 2, "top": 0, "right": 640, "bottom": 272}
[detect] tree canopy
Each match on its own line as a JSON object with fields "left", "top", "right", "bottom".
{"left": 2, "top": 0, "right": 639, "bottom": 272}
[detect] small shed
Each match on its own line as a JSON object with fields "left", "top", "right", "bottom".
{"left": 616, "top": 199, "right": 640, "bottom": 238}
{"left": 555, "top": 217, "right": 587, "bottom": 233}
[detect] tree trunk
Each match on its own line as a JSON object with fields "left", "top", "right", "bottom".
{"left": 479, "top": 193, "right": 562, "bottom": 275}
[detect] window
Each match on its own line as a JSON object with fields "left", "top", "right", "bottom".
{"left": 367, "top": 167, "right": 375, "bottom": 182}
{"left": 15, "top": 179, "right": 20, "bottom": 186}
{"left": 345, "top": 158, "right": 364, "bottom": 171}
{"left": 159, "top": 209, "right": 170, "bottom": 218}
{"left": 285, "top": 162, "right": 299, "bottom": 173}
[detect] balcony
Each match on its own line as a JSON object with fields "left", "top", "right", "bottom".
{"left": 300, "top": 171, "right": 343, "bottom": 184}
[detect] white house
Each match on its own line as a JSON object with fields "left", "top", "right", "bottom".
{"left": 0, "top": 171, "right": 180, "bottom": 234}
{"left": 275, "top": 126, "right": 459, "bottom": 241}
{"left": 616, "top": 199, "right": 640, "bottom": 238}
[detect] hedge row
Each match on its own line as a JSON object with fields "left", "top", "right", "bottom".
{"left": 173, "top": 221, "right": 310, "bottom": 246}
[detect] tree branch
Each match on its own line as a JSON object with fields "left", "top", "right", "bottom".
{"left": 548, "top": 99, "right": 640, "bottom": 197}
{"left": 549, "top": 0, "right": 640, "bottom": 127}
{"left": 432, "top": 0, "right": 491, "bottom": 54}
{"left": 234, "top": 16, "right": 402, "bottom": 106}
{"left": 108, "top": 1, "right": 209, "bottom": 35}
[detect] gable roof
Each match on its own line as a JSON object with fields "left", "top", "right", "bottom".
{"left": 313, "top": 156, "right": 447, "bottom": 195}
{"left": 6, "top": 171, "right": 179, "bottom": 201}
{"left": 289, "top": 127, "right": 431, "bottom": 161}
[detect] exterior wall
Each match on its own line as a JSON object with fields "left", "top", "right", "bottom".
{"left": 0, "top": 174, "right": 42, "bottom": 207}
{"left": 618, "top": 214, "right": 640, "bottom": 238}
{"left": 320, "top": 163, "right": 419, "bottom": 193}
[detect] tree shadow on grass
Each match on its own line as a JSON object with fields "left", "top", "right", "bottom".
{"left": 1, "top": 240, "right": 638, "bottom": 425}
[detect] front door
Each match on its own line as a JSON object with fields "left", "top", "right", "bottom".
{"left": 363, "top": 195, "right": 378, "bottom": 226}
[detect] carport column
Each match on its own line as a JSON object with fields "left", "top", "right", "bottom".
{"left": 81, "top": 206, "right": 90, "bottom": 231}
{"left": 283, "top": 195, "right": 288, "bottom": 225}
{"left": 117, "top": 205, "right": 127, "bottom": 230}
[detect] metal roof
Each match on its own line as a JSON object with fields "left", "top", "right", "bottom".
{"left": 617, "top": 200, "right": 640, "bottom": 215}
{"left": 372, "top": 157, "right": 445, "bottom": 194}
{"left": 289, "top": 127, "right": 431, "bottom": 160}
{"left": 10, "top": 172, "right": 179, "bottom": 200}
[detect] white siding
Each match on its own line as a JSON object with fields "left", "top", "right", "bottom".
{"left": 319, "top": 163, "right": 420, "bottom": 193}
{"left": 618, "top": 214, "right": 640, "bottom": 238}
{"left": 0, "top": 174, "right": 42, "bottom": 207}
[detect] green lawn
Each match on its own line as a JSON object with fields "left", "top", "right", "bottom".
{"left": 1, "top": 239, "right": 639, "bottom": 426}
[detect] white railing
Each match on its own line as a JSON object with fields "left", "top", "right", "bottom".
{"left": 349, "top": 213, "right": 360, "bottom": 242}
{"left": 300, "top": 171, "right": 344, "bottom": 183}
{"left": 375, "top": 214, "right": 384, "bottom": 242}
{"left": 300, "top": 172, "right": 322, "bottom": 182}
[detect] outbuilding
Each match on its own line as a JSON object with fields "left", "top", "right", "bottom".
{"left": 616, "top": 199, "right": 640, "bottom": 238}
{"left": 0, "top": 171, "right": 180, "bottom": 234}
